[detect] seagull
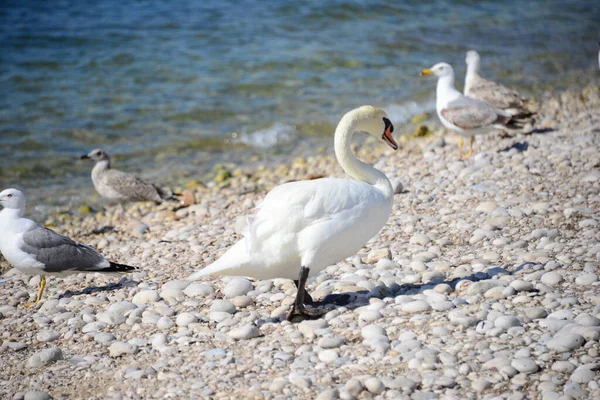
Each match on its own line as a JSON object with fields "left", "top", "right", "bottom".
{"left": 81, "top": 149, "right": 176, "bottom": 206}
{"left": 464, "top": 50, "right": 533, "bottom": 119}
{"left": 188, "top": 106, "right": 398, "bottom": 320}
{"left": 421, "top": 62, "right": 512, "bottom": 159}
{"left": 0, "top": 188, "right": 138, "bottom": 306}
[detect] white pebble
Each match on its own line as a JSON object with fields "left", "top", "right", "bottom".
{"left": 229, "top": 324, "right": 260, "bottom": 340}
{"left": 222, "top": 278, "right": 254, "bottom": 298}
{"left": 132, "top": 290, "right": 160, "bottom": 305}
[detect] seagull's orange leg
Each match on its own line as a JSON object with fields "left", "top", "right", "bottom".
{"left": 461, "top": 136, "right": 475, "bottom": 159}
{"left": 24, "top": 276, "right": 46, "bottom": 307}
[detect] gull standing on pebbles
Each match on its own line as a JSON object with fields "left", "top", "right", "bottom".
{"left": 464, "top": 50, "right": 534, "bottom": 119}
{"left": 188, "top": 106, "right": 398, "bottom": 320}
{"left": 0, "top": 188, "right": 138, "bottom": 306}
{"left": 421, "top": 62, "right": 512, "bottom": 159}
{"left": 81, "top": 148, "right": 176, "bottom": 206}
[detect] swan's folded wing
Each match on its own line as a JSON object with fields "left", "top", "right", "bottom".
{"left": 440, "top": 96, "right": 502, "bottom": 129}
{"left": 247, "top": 179, "right": 373, "bottom": 253}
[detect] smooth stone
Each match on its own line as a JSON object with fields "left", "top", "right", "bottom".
{"left": 511, "top": 358, "right": 539, "bottom": 374}
{"left": 24, "top": 391, "right": 52, "bottom": 400}
{"left": 132, "top": 290, "right": 160, "bottom": 305}
{"left": 364, "top": 377, "right": 385, "bottom": 394}
{"left": 546, "top": 333, "right": 586, "bottom": 352}
{"left": 222, "top": 278, "right": 254, "bottom": 298}
{"left": 289, "top": 373, "right": 312, "bottom": 389}
{"left": 318, "top": 337, "right": 345, "bottom": 349}
{"left": 575, "top": 273, "right": 598, "bottom": 286}
{"left": 575, "top": 314, "right": 600, "bottom": 327}
{"left": 229, "top": 325, "right": 260, "bottom": 340}
{"left": 298, "top": 319, "right": 328, "bottom": 339}
{"left": 402, "top": 300, "right": 431, "bottom": 313}
{"left": 410, "top": 233, "right": 431, "bottom": 246}
{"left": 231, "top": 296, "right": 253, "bottom": 308}
{"left": 27, "top": 347, "right": 63, "bottom": 368}
{"left": 37, "top": 330, "right": 60, "bottom": 343}
{"left": 183, "top": 282, "right": 215, "bottom": 297}
{"left": 162, "top": 280, "right": 190, "bottom": 290}
{"left": 318, "top": 349, "right": 339, "bottom": 363}
{"left": 156, "top": 316, "right": 175, "bottom": 330}
{"left": 159, "top": 288, "right": 185, "bottom": 302}
{"left": 472, "top": 377, "right": 491, "bottom": 392}
{"left": 551, "top": 361, "right": 576, "bottom": 373}
{"left": 476, "top": 201, "right": 498, "bottom": 211}
{"left": 209, "top": 300, "right": 236, "bottom": 314}
{"left": 359, "top": 310, "right": 382, "bottom": 322}
{"left": 107, "top": 301, "right": 137, "bottom": 316}
{"left": 365, "top": 248, "right": 391, "bottom": 264}
{"left": 94, "top": 332, "right": 116, "bottom": 344}
{"left": 510, "top": 280, "right": 534, "bottom": 292}
{"left": 344, "top": 378, "right": 364, "bottom": 396}
{"left": 541, "top": 272, "right": 563, "bottom": 286}
{"left": 570, "top": 368, "right": 596, "bottom": 383}
{"left": 109, "top": 341, "right": 138, "bottom": 357}
{"left": 361, "top": 324, "right": 387, "bottom": 340}
{"left": 316, "top": 389, "right": 339, "bottom": 400}
{"left": 175, "top": 312, "right": 198, "bottom": 327}
{"left": 524, "top": 307, "right": 548, "bottom": 320}
{"left": 495, "top": 316, "right": 522, "bottom": 330}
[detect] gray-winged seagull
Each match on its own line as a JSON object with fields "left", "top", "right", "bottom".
{"left": 0, "top": 188, "right": 137, "bottom": 307}
{"left": 81, "top": 148, "right": 175, "bottom": 204}
{"left": 421, "top": 62, "right": 512, "bottom": 159}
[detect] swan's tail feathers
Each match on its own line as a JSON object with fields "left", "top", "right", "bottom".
{"left": 187, "top": 240, "right": 251, "bottom": 281}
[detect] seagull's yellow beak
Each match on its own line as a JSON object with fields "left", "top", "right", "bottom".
{"left": 420, "top": 68, "right": 433, "bottom": 76}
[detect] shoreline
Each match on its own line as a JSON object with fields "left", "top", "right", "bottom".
{"left": 3, "top": 66, "right": 599, "bottom": 222}
{"left": 1, "top": 82, "right": 600, "bottom": 399}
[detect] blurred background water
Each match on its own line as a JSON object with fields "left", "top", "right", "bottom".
{"left": 1, "top": 0, "right": 598, "bottom": 215}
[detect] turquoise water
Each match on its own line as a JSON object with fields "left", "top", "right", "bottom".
{"left": 1, "top": 0, "right": 598, "bottom": 214}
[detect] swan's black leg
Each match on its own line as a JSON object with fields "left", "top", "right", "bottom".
{"left": 293, "top": 275, "right": 314, "bottom": 305}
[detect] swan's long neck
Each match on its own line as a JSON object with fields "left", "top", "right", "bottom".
{"left": 334, "top": 116, "right": 393, "bottom": 198}
{"left": 464, "top": 61, "right": 480, "bottom": 95}
{"left": 92, "top": 159, "right": 110, "bottom": 181}
{"left": 436, "top": 74, "right": 461, "bottom": 107}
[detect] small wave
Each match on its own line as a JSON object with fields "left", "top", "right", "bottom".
{"left": 237, "top": 123, "right": 296, "bottom": 149}
{"left": 384, "top": 100, "right": 436, "bottom": 125}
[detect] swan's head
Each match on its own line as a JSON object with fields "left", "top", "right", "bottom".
{"left": 352, "top": 105, "right": 398, "bottom": 150}
{"left": 465, "top": 50, "right": 481, "bottom": 70}
{"left": 421, "top": 62, "right": 454, "bottom": 79}
{"left": 81, "top": 148, "right": 110, "bottom": 162}
{"left": 0, "top": 188, "right": 26, "bottom": 210}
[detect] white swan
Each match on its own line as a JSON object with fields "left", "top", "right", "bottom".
{"left": 188, "top": 106, "right": 398, "bottom": 319}
{"left": 421, "top": 62, "right": 512, "bottom": 159}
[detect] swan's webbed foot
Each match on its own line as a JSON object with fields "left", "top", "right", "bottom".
{"left": 287, "top": 267, "right": 334, "bottom": 321}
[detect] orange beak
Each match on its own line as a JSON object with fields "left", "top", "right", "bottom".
{"left": 382, "top": 123, "right": 398, "bottom": 150}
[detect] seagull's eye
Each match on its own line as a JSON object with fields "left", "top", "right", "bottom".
{"left": 7, "top": 194, "right": 12, "bottom": 198}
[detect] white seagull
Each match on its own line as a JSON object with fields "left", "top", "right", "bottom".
{"left": 421, "top": 62, "right": 512, "bottom": 159}
{"left": 188, "top": 106, "right": 398, "bottom": 320}
{"left": 0, "top": 188, "right": 137, "bottom": 307}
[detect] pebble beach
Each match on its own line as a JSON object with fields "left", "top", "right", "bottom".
{"left": 1, "top": 83, "right": 600, "bottom": 400}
